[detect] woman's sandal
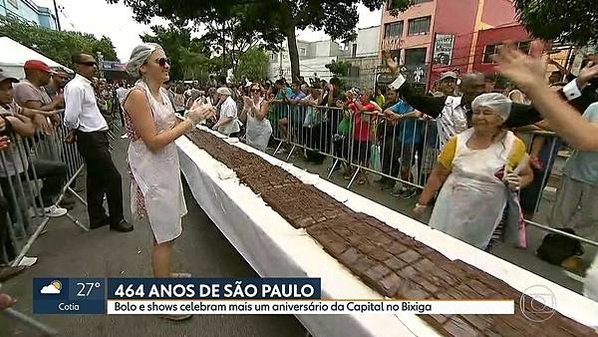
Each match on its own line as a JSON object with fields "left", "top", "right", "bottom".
{"left": 160, "top": 314, "right": 192, "bottom": 321}
{"left": 160, "top": 272, "right": 192, "bottom": 321}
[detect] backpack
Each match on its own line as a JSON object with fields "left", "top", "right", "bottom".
{"left": 536, "top": 228, "right": 584, "bottom": 265}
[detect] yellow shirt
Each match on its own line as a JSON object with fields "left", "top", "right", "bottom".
{"left": 438, "top": 135, "right": 527, "bottom": 170}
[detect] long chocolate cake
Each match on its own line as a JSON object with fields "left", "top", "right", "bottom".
{"left": 186, "top": 130, "right": 595, "bottom": 337}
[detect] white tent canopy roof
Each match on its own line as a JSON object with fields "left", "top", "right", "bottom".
{"left": 0, "top": 37, "right": 73, "bottom": 79}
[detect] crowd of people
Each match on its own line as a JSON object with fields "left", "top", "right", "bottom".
{"left": 0, "top": 39, "right": 598, "bottom": 313}
{"left": 110, "top": 47, "right": 598, "bottom": 272}
{"left": 176, "top": 51, "right": 598, "bottom": 268}
{"left": 0, "top": 54, "right": 136, "bottom": 306}
{"left": 143, "top": 44, "right": 598, "bottom": 301}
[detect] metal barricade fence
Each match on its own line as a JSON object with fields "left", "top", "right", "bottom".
{"left": 0, "top": 110, "right": 91, "bottom": 336}
{"left": 0, "top": 110, "right": 87, "bottom": 269}
{"left": 263, "top": 102, "right": 598, "bottom": 248}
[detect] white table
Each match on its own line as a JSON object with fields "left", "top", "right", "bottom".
{"left": 176, "top": 128, "right": 598, "bottom": 337}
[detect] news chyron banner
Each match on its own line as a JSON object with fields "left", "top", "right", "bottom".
{"left": 33, "top": 278, "right": 514, "bottom": 315}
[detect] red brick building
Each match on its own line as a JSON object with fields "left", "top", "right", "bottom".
{"left": 379, "top": 0, "right": 549, "bottom": 89}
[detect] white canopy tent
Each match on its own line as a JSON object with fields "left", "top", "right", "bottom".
{"left": 0, "top": 37, "right": 73, "bottom": 79}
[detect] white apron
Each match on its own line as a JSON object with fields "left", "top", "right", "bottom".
{"left": 245, "top": 98, "right": 272, "bottom": 151}
{"left": 127, "top": 82, "right": 187, "bottom": 244}
{"left": 584, "top": 255, "right": 598, "bottom": 301}
{"left": 429, "top": 129, "right": 519, "bottom": 249}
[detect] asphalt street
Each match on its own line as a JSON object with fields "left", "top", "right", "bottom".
{"left": 0, "top": 137, "right": 307, "bottom": 337}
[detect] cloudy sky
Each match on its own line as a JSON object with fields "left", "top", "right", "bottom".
{"left": 37, "top": 0, "right": 382, "bottom": 62}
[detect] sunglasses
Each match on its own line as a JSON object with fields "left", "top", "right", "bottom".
{"left": 251, "top": 89, "right": 261, "bottom": 93}
{"left": 155, "top": 58, "right": 171, "bottom": 67}
{"left": 77, "top": 61, "right": 97, "bottom": 67}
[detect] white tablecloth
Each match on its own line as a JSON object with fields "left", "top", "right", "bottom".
{"left": 176, "top": 129, "right": 598, "bottom": 337}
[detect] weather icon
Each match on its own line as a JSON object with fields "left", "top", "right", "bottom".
{"left": 40, "top": 280, "right": 62, "bottom": 294}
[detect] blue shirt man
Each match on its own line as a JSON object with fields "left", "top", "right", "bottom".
{"left": 389, "top": 99, "right": 422, "bottom": 144}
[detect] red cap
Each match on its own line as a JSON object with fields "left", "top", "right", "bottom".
{"left": 24, "top": 60, "right": 56, "bottom": 74}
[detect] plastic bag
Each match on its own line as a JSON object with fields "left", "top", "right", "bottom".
{"left": 337, "top": 117, "right": 352, "bottom": 136}
{"left": 369, "top": 144, "right": 382, "bottom": 172}
{"left": 303, "top": 107, "right": 318, "bottom": 128}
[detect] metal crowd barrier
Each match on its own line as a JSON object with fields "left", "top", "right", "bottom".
{"left": 260, "top": 102, "right": 598, "bottom": 248}
{"left": 104, "top": 96, "right": 122, "bottom": 150}
{"left": 0, "top": 110, "right": 87, "bottom": 269}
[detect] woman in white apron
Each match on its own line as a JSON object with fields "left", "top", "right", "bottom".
{"left": 122, "top": 44, "right": 213, "bottom": 320}
{"left": 414, "top": 93, "right": 533, "bottom": 250}
{"left": 240, "top": 83, "right": 272, "bottom": 151}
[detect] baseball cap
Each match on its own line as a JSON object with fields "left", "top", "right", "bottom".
{"left": 0, "top": 69, "right": 18, "bottom": 83}
{"left": 53, "top": 69, "right": 69, "bottom": 78}
{"left": 439, "top": 71, "right": 458, "bottom": 81}
{"left": 24, "top": 60, "right": 56, "bottom": 74}
{"left": 216, "top": 87, "right": 232, "bottom": 96}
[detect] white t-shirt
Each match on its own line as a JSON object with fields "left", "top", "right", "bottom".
{"left": 217, "top": 96, "right": 241, "bottom": 135}
{"left": 116, "top": 87, "right": 127, "bottom": 103}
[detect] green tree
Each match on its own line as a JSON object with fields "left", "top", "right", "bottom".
{"left": 140, "top": 24, "right": 211, "bottom": 80}
{"left": 0, "top": 16, "right": 118, "bottom": 67}
{"left": 107, "top": 0, "right": 412, "bottom": 80}
{"left": 199, "top": 14, "right": 272, "bottom": 77}
{"left": 234, "top": 47, "right": 269, "bottom": 81}
{"left": 325, "top": 60, "right": 351, "bottom": 77}
{"left": 513, "top": 0, "right": 597, "bottom": 46}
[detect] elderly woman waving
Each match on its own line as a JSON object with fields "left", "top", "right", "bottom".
{"left": 122, "top": 43, "right": 214, "bottom": 321}
{"left": 414, "top": 93, "right": 533, "bottom": 250}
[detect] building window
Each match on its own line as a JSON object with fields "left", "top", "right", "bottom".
{"left": 352, "top": 44, "right": 357, "bottom": 58}
{"left": 384, "top": 21, "right": 403, "bottom": 39}
{"left": 349, "top": 66, "right": 360, "bottom": 77}
{"left": 517, "top": 41, "right": 531, "bottom": 54}
{"left": 7, "top": 0, "right": 18, "bottom": 8}
{"left": 405, "top": 48, "right": 427, "bottom": 65}
{"left": 482, "top": 44, "right": 500, "bottom": 64}
{"left": 408, "top": 16, "right": 431, "bottom": 36}
{"left": 483, "top": 41, "right": 530, "bottom": 64}
{"left": 300, "top": 47, "right": 307, "bottom": 56}
{"left": 270, "top": 53, "right": 278, "bottom": 62}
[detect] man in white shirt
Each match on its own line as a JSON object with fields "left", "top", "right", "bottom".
{"left": 64, "top": 52, "right": 132, "bottom": 232}
{"left": 114, "top": 82, "right": 128, "bottom": 139}
{"left": 115, "top": 82, "right": 127, "bottom": 104}
{"left": 212, "top": 87, "right": 241, "bottom": 136}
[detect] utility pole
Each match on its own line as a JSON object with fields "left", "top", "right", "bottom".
{"left": 96, "top": 52, "right": 104, "bottom": 79}
{"left": 278, "top": 41, "right": 283, "bottom": 78}
{"left": 52, "top": 0, "right": 62, "bottom": 31}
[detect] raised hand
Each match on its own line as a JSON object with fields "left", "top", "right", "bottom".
{"left": 188, "top": 100, "right": 215, "bottom": 124}
{"left": 495, "top": 44, "right": 546, "bottom": 93}
{"left": 243, "top": 96, "right": 254, "bottom": 109}
{"left": 384, "top": 51, "right": 399, "bottom": 74}
{"left": 578, "top": 61, "right": 598, "bottom": 87}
